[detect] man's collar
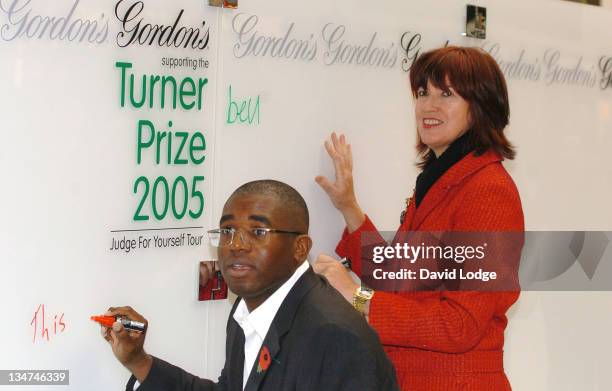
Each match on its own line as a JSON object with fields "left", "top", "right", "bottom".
{"left": 233, "top": 261, "right": 310, "bottom": 340}
{"left": 239, "top": 265, "right": 321, "bottom": 391}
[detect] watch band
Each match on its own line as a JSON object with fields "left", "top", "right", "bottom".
{"left": 352, "top": 285, "right": 374, "bottom": 315}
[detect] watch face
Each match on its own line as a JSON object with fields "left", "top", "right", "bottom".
{"left": 359, "top": 288, "right": 374, "bottom": 300}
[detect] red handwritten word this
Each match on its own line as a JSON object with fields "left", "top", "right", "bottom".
{"left": 30, "top": 304, "right": 65, "bottom": 343}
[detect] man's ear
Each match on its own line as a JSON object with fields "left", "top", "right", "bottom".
{"left": 293, "top": 235, "right": 313, "bottom": 263}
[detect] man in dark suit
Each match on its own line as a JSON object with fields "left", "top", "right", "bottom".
{"left": 101, "top": 180, "right": 398, "bottom": 391}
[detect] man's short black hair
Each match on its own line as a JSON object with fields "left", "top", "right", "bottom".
{"left": 229, "top": 180, "right": 309, "bottom": 232}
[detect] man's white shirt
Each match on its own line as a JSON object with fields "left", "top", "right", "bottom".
{"left": 232, "top": 260, "right": 309, "bottom": 390}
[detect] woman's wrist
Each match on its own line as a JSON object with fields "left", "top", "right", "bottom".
{"left": 341, "top": 202, "right": 365, "bottom": 233}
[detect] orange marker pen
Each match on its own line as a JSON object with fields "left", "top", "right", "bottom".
{"left": 91, "top": 315, "right": 146, "bottom": 333}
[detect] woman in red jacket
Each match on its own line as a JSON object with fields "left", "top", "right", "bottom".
{"left": 313, "top": 46, "right": 524, "bottom": 390}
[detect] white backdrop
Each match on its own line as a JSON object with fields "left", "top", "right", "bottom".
{"left": 1, "top": 0, "right": 611, "bottom": 390}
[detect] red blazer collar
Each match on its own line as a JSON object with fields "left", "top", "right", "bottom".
{"left": 411, "top": 150, "right": 503, "bottom": 229}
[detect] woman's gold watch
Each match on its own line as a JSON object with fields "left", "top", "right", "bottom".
{"left": 352, "top": 285, "right": 375, "bottom": 315}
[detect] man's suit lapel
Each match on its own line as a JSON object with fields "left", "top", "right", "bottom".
{"left": 229, "top": 328, "right": 245, "bottom": 391}
{"left": 227, "top": 307, "right": 246, "bottom": 391}
{"left": 242, "top": 325, "right": 280, "bottom": 391}
{"left": 243, "top": 267, "right": 319, "bottom": 391}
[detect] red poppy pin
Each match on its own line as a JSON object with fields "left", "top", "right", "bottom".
{"left": 257, "top": 346, "right": 271, "bottom": 373}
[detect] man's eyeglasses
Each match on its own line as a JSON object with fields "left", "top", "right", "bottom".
{"left": 207, "top": 227, "right": 303, "bottom": 247}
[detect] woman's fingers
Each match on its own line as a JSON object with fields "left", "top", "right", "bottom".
{"left": 332, "top": 133, "right": 350, "bottom": 155}
{"left": 316, "top": 253, "right": 339, "bottom": 264}
{"left": 325, "top": 136, "right": 352, "bottom": 176}
{"left": 334, "top": 132, "right": 351, "bottom": 157}
{"left": 324, "top": 139, "right": 341, "bottom": 162}
{"left": 313, "top": 254, "right": 358, "bottom": 303}
{"left": 317, "top": 132, "right": 359, "bottom": 213}
{"left": 315, "top": 175, "right": 333, "bottom": 193}
{"left": 331, "top": 131, "right": 339, "bottom": 150}
{"left": 346, "top": 143, "right": 353, "bottom": 170}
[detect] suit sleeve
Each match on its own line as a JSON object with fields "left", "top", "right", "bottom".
{"left": 127, "top": 299, "right": 243, "bottom": 391}
{"left": 307, "top": 324, "right": 399, "bottom": 391}
{"left": 125, "top": 356, "right": 227, "bottom": 391}
{"left": 336, "top": 178, "right": 524, "bottom": 353}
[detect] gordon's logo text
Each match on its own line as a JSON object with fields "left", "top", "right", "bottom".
{"left": 114, "top": 0, "right": 210, "bottom": 50}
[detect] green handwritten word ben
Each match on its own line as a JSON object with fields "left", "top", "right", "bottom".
{"left": 226, "top": 85, "right": 260, "bottom": 125}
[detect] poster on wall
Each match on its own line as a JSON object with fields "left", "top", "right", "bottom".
{"left": 0, "top": 1, "right": 223, "bottom": 389}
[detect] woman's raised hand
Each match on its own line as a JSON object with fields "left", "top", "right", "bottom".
{"left": 316, "top": 132, "right": 365, "bottom": 232}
